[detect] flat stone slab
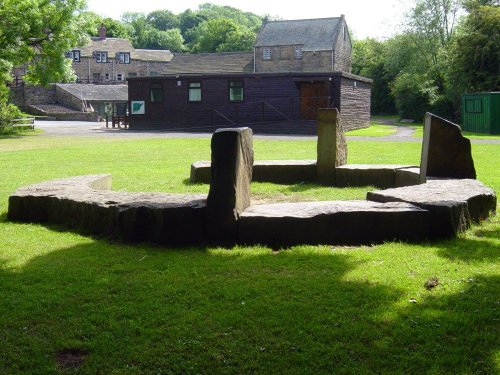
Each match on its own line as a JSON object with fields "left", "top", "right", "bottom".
{"left": 395, "top": 167, "right": 420, "bottom": 187}
{"left": 367, "top": 179, "right": 497, "bottom": 238}
{"left": 191, "top": 160, "right": 317, "bottom": 184}
{"left": 8, "top": 175, "right": 208, "bottom": 245}
{"left": 239, "top": 200, "right": 429, "bottom": 247}
{"left": 336, "top": 164, "right": 419, "bottom": 188}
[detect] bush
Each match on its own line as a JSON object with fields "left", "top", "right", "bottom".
{"left": 0, "top": 101, "right": 26, "bottom": 126}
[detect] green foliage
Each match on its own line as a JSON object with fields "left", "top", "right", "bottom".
{"left": 147, "top": 10, "right": 180, "bottom": 31}
{"left": 447, "top": 5, "right": 500, "bottom": 93}
{"left": 0, "top": 0, "right": 90, "bottom": 86}
{"left": 192, "top": 18, "right": 255, "bottom": 53}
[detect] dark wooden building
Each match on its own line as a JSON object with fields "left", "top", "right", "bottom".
{"left": 127, "top": 71, "right": 371, "bottom": 134}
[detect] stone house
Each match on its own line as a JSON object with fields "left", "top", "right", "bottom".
{"left": 253, "top": 16, "right": 352, "bottom": 73}
{"left": 69, "top": 26, "right": 173, "bottom": 83}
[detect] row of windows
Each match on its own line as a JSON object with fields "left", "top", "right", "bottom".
{"left": 67, "top": 50, "right": 131, "bottom": 64}
{"left": 150, "top": 81, "right": 244, "bottom": 103}
{"left": 262, "top": 46, "right": 303, "bottom": 61}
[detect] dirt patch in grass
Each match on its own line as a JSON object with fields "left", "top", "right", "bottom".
{"left": 55, "top": 348, "right": 88, "bottom": 370}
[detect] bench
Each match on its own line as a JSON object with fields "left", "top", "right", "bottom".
{"left": 0, "top": 117, "right": 35, "bottom": 132}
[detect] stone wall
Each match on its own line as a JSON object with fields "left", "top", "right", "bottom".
{"left": 333, "top": 22, "right": 352, "bottom": 72}
{"left": 72, "top": 58, "right": 170, "bottom": 82}
{"left": 255, "top": 48, "right": 334, "bottom": 73}
{"left": 338, "top": 76, "right": 371, "bottom": 131}
{"left": 55, "top": 86, "right": 85, "bottom": 111}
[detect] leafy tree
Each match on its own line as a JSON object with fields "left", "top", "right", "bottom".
{"left": 147, "top": 10, "right": 180, "bottom": 31}
{"left": 192, "top": 18, "right": 255, "bottom": 53}
{"left": 447, "top": 5, "right": 500, "bottom": 93}
{"left": 0, "top": 0, "right": 90, "bottom": 86}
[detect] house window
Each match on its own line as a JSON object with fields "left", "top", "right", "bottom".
{"left": 262, "top": 47, "right": 272, "bottom": 61}
{"left": 150, "top": 82, "right": 163, "bottom": 103}
{"left": 150, "top": 72, "right": 159, "bottom": 77}
{"left": 92, "top": 73, "right": 101, "bottom": 83}
{"left": 104, "top": 73, "right": 110, "bottom": 81}
{"left": 465, "top": 98, "right": 482, "bottom": 113}
{"left": 189, "top": 82, "right": 202, "bottom": 102}
{"left": 229, "top": 81, "right": 244, "bottom": 102}
{"left": 95, "top": 51, "right": 107, "bottom": 63}
{"left": 128, "top": 72, "right": 137, "bottom": 78}
{"left": 294, "top": 45, "right": 303, "bottom": 59}
{"left": 67, "top": 50, "right": 80, "bottom": 62}
{"left": 116, "top": 73, "right": 123, "bottom": 81}
{"left": 118, "top": 52, "right": 130, "bottom": 64}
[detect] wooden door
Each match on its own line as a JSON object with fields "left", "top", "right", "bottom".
{"left": 300, "top": 82, "right": 329, "bottom": 120}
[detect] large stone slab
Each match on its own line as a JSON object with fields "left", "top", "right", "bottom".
{"left": 206, "top": 127, "right": 253, "bottom": 244}
{"left": 7, "top": 175, "right": 208, "bottom": 245}
{"left": 239, "top": 200, "right": 429, "bottom": 247}
{"left": 336, "top": 164, "right": 418, "bottom": 188}
{"left": 190, "top": 160, "right": 317, "bottom": 184}
{"left": 395, "top": 167, "right": 420, "bottom": 187}
{"left": 420, "top": 113, "right": 476, "bottom": 182}
{"left": 316, "top": 108, "right": 348, "bottom": 185}
{"left": 367, "top": 179, "right": 496, "bottom": 238}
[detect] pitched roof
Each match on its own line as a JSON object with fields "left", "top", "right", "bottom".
{"left": 56, "top": 83, "right": 128, "bottom": 101}
{"left": 165, "top": 52, "right": 254, "bottom": 74}
{"left": 77, "top": 38, "right": 173, "bottom": 62}
{"left": 254, "top": 17, "right": 342, "bottom": 51}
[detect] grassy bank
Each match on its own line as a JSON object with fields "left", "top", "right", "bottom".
{"left": 0, "top": 133, "right": 498, "bottom": 374}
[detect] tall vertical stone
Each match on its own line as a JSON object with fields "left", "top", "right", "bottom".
{"left": 420, "top": 113, "right": 476, "bottom": 183}
{"left": 206, "top": 127, "right": 253, "bottom": 245}
{"left": 316, "top": 108, "right": 348, "bottom": 185}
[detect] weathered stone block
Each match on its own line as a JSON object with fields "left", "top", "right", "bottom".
{"left": 316, "top": 108, "right": 348, "bottom": 185}
{"left": 395, "top": 167, "right": 420, "bottom": 187}
{"left": 190, "top": 161, "right": 211, "bottom": 183}
{"left": 253, "top": 160, "right": 316, "bottom": 184}
{"left": 367, "top": 179, "right": 496, "bottom": 238}
{"left": 420, "top": 113, "right": 476, "bottom": 182}
{"left": 190, "top": 160, "right": 317, "bottom": 184}
{"left": 239, "top": 200, "right": 429, "bottom": 247}
{"left": 206, "top": 128, "right": 253, "bottom": 244}
{"left": 335, "top": 164, "right": 414, "bottom": 188}
{"left": 7, "top": 175, "right": 208, "bottom": 245}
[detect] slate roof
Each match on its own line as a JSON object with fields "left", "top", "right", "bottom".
{"left": 254, "top": 17, "right": 342, "bottom": 51}
{"left": 165, "top": 52, "right": 254, "bottom": 74}
{"left": 57, "top": 84, "right": 128, "bottom": 101}
{"left": 77, "top": 38, "right": 173, "bottom": 62}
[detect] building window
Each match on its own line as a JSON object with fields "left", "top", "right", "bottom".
{"left": 262, "top": 47, "right": 272, "bottom": 61}
{"left": 150, "top": 82, "right": 163, "bottom": 103}
{"left": 95, "top": 51, "right": 107, "bottom": 63}
{"left": 92, "top": 73, "right": 101, "bottom": 83}
{"left": 465, "top": 98, "right": 482, "bottom": 113}
{"left": 104, "top": 73, "right": 110, "bottom": 81}
{"left": 229, "top": 81, "right": 244, "bottom": 102}
{"left": 116, "top": 73, "right": 123, "bottom": 81}
{"left": 67, "top": 50, "right": 80, "bottom": 62}
{"left": 150, "top": 72, "right": 159, "bottom": 77}
{"left": 128, "top": 72, "right": 137, "bottom": 78}
{"left": 189, "top": 82, "right": 202, "bottom": 102}
{"left": 118, "top": 52, "right": 130, "bottom": 64}
{"left": 294, "top": 45, "right": 303, "bottom": 59}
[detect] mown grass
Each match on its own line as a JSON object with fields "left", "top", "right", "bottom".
{"left": 0, "top": 132, "right": 499, "bottom": 374}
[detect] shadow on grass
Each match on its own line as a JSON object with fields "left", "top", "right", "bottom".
{"left": 0, "top": 238, "right": 497, "bottom": 373}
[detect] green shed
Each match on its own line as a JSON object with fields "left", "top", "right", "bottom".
{"left": 461, "top": 92, "right": 500, "bottom": 134}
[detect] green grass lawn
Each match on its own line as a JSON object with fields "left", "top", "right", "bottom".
{"left": 0, "top": 133, "right": 499, "bottom": 374}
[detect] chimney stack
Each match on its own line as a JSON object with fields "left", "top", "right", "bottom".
{"left": 99, "top": 24, "right": 106, "bottom": 40}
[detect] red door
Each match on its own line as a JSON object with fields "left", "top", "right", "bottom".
{"left": 300, "top": 82, "right": 329, "bottom": 120}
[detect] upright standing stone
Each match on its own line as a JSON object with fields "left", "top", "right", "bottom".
{"left": 206, "top": 127, "right": 253, "bottom": 245}
{"left": 316, "top": 108, "right": 348, "bottom": 185}
{"left": 420, "top": 113, "right": 476, "bottom": 183}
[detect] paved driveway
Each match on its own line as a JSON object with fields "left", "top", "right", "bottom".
{"left": 34, "top": 120, "right": 500, "bottom": 144}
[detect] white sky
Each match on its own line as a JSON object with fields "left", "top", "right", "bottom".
{"left": 85, "top": 0, "right": 411, "bottom": 40}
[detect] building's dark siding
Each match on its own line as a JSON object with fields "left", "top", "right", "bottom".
{"left": 128, "top": 72, "right": 371, "bottom": 133}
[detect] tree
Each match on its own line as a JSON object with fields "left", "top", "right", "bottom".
{"left": 192, "top": 18, "right": 250, "bottom": 53}
{"left": 0, "top": 0, "right": 90, "bottom": 86}
{"left": 146, "top": 10, "right": 180, "bottom": 31}
{"left": 447, "top": 5, "right": 500, "bottom": 93}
